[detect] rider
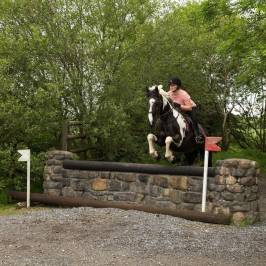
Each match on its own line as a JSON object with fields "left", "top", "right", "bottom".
{"left": 167, "top": 77, "right": 204, "bottom": 144}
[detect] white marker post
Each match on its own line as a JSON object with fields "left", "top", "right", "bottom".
{"left": 18, "top": 149, "right": 31, "bottom": 208}
{"left": 201, "top": 150, "right": 209, "bottom": 212}
{"left": 201, "top": 137, "right": 222, "bottom": 212}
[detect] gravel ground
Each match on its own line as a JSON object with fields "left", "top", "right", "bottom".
{"left": 0, "top": 177, "right": 265, "bottom": 266}
{"left": 0, "top": 206, "right": 266, "bottom": 266}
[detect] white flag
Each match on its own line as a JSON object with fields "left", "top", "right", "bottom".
{"left": 18, "top": 149, "right": 30, "bottom": 162}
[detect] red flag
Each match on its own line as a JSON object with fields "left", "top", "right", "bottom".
{"left": 205, "top": 137, "right": 222, "bottom": 152}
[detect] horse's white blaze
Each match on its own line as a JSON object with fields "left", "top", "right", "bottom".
{"left": 148, "top": 98, "right": 155, "bottom": 125}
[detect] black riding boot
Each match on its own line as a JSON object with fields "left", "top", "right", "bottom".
{"left": 188, "top": 108, "right": 204, "bottom": 144}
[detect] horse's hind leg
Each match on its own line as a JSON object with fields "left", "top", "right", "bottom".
{"left": 183, "top": 151, "right": 198, "bottom": 165}
{"left": 147, "top": 133, "right": 159, "bottom": 159}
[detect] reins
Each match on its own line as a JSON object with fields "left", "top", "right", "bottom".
{"left": 160, "top": 95, "right": 180, "bottom": 121}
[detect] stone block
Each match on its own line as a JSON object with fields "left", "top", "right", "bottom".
{"left": 226, "top": 176, "right": 237, "bottom": 185}
{"left": 188, "top": 177, "right": 202, "bottom": 192}
{"left": 232, "top": 212, "right": 246, "bottom": 226}
{"left": 113, "top": 192, "right": 136, "bottom": 202}
{"left": 234, "top": 193, "right": 245, "bottom": 202}
{"left": 79, "top": 171, "right": 92, "bottom": 179}
{"left": 107, "top": 195, "right": 114, "bottom": 201}
{"left": 216, "top": 199, "right": 233, "bottom": 207}
{"left": 47, "top": 150, "right": 76, "bottom": 160}
{"left": 82, "top": 192, "right": 97, "bottom": 200}
{"left": 153, "top": 176, "right": 168, "bottom": 188}
{"left": 231, "top": 203, "right": 250, "bottom": 212}
{"left": 250, "top": 201, "right": 259, "bottom": 211}
{"left": 111, "top": 172, "right": 136, "bottom": 182}
{"left": 226, "top": 183, "right": 244, "bottom": 193}
{"left": 91, "top": 178, "right": 108, "bottom": 191}
{"left": 144, "top": 196, "right": 176, "bottom": 209}
{"left": 251, "top": 185, "right": 258, "bottom": 193}
{"left": 179, "top": 202, "right": 195, "bottom": 210}
{"left": 70, "top": 179, "right": 86, "bottom": 191}
{"left": 45, "top": 189, "right": 61, "bottom": 196}
{"left": 121, "top": 182, "right": 130, "bottom": 191}
{"left": 169, "top": 176, "right": 188, "bottom": 191}
{"left": 50, "top": 174, "right": 64, "bottom": 181}
{"left": 169, "top": 190, "right": 183, "bottom": 204}
{"left": 149, "top": 185, "right": 162, "bottom": 197}
{"left": 221, "top": 191, "right": 234, "bottom": 201}
{"left": 240, "top": 176, "right": 257, "bottom": 186}
{"left": 46, "top": 159, "right": 63, "bottom": 166}
{"left": 63, "top": 170, "right": 80, "bottom": 178}
{"left": 62, "top": 187, "right": 82, "bottom": 197}
{"left": 231, "top": 168, "right": 246, "bottom": 177}
{"left": 245, "top": 168, "right": 257, "bottom": 177}
{"left": 220, "top": 159, "right": 239, "bottom": 168}
{"left": 87, "top": 171, "right": 100, "bottom": 179}
{"left": 137, "top": 174, "right": 150, "bottom": 184}
{"left": 215, "top": 175, "right": 226, "bottom": 185}
{"left": 208, "top": 183, "right": 216, "bottom": 191}
{"left": 135, "top": 193, "right": 145, "bottom": 203}
{"left": 130, "top": 182, "right": 146, "bottom": 194}
{"left": 43, "top": 181, "right": 62, "bottom": 189}
{"left": 183, "top": 192, "right": 202, "bottom": 203}
{"left": 213, "top": 206, "right": 230, "bottom": 216}
{"left": 98, "top": 171, "right": 110, "bottom": 179}
{"left": 109, "top": 180, "right": 122, "bottom": 191}
{"left": 162, "top": 188, "right": 171, "bottom": 197}
{"left": 244, "top": 192, "right": 257, "bottom": 202}
{"left": 208, "top": 191, "right": 220, "bottom": 201}
{"left": 215, "top": 185, "right": 226, "bottom": 192}
{"left": 217, "top": 166, "right": 231, "bottom": 176}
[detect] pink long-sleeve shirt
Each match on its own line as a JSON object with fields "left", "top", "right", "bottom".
{"left": 168, "top": 89, "right": 196, "bottom": 112}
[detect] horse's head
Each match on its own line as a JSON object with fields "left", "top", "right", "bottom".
{"left": 146, "top": 85, "right": 164, "bottom": 127}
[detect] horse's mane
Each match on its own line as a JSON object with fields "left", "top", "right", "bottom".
{"left": 157, "top": 85, "right": 177, "bottom": 107}
{"left": 157, "top": 85, "right": 169, "bottom": 99}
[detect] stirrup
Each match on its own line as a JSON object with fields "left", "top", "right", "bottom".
{"left": 195, "top": 135, "right": 204, "bottom": 144}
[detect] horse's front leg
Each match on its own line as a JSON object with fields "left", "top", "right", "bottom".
{"left": 147, "top": 133, "right": 159, "bottom": 159}
{"left": 165, "top": 136, "right": 175, "bottom": 162}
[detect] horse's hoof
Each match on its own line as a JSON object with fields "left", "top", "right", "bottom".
{"left": 165, "top": 155, "right": 175, "bottom": 162}
{"left": 171, "top": 157, "right": 179, "bottom": 164}
{"left": 150, "top": 151, "right": 159, "bottom": 160}
{"left": 156, "top": 154, "right": 161, "bottom": 161}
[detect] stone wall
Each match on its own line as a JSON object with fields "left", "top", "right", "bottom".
{"left": 43, "top": 150, "right": 260, "bottom": 224}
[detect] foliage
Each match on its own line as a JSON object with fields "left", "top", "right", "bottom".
{"left": 0, "top": 0, "right": 265, "bottom": 200}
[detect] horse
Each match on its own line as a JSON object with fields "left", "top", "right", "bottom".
{"left": 147, "top": 85, "right": 212, "bottom": 166}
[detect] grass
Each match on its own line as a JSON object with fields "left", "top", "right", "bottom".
{"left": 0, "top": 204, "right": 26, "bottom": 216}
{"left": 0, "top": 203, "right": 50, "bottom": 216}
{"left": 213, "top": 144, "right": 266, "bottom": 174}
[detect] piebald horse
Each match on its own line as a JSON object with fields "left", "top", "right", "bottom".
{"left": 147, "top": 85, "right": 211, "bottom": 166}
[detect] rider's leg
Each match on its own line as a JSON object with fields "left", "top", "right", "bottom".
{"left": 188, "top": 107, "right": 204, "bottom": 144}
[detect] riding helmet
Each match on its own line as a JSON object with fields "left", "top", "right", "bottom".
{"left": 168, "top": 77, "right": 182, "bottom": 87}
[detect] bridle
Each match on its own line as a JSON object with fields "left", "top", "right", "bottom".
{"left": 149, "top": 95, "right": 181, "bottom": 125}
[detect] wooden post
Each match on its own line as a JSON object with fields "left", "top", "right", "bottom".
{"left": 61, "top": 121, "right": 68, "bottom": 151}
